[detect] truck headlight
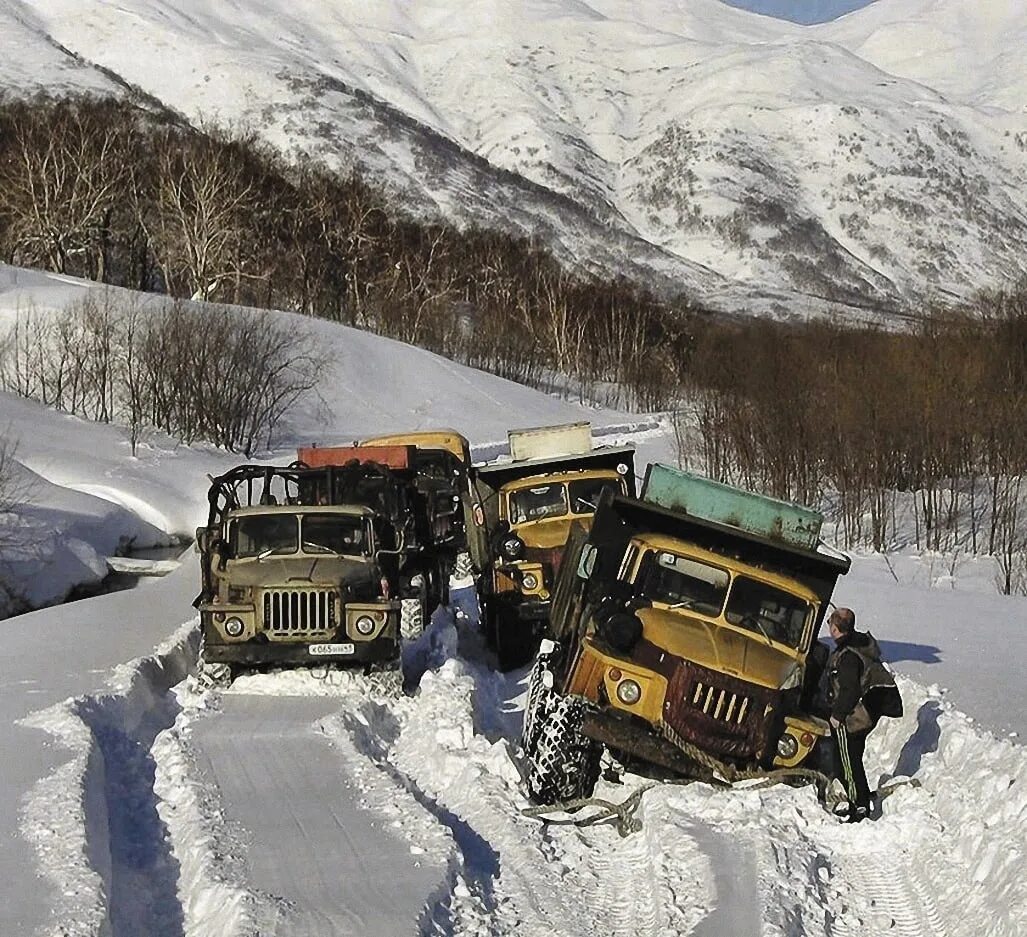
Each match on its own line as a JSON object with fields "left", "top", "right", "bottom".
{"left": 521, "top": 572, "right": 539, "bottom": 591}
{"left": 224, "top": 617, "right": 245, "bottom": 637}
{"left": 777, "top": 734, "right": 799, "bottom": 760}
{"left": 616, "top": 679, "right": 642, "bottom": 705}
{"left": 354, "top": 615, "right": 376, "bottom": 635}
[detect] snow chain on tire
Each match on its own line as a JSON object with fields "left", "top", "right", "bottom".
{"left": 196, "top": 645, "right": 233, "bottom": 689}
{"left": 525, "top": 695, "right": 603, "bottom": 805}
{"left": 521, "top": 645, "right": 558, "bottom": 753}
{"left": 366, "top": 662, "right": 404, "bottom": 698}
{"left": 453, "top": 551, "right": 474, "bottom": 581}
{"left": 522, "top": 734, "right": 922, "bottom": 836}
{"left": 400, "top": 597, "right": 425, "bottom": 641}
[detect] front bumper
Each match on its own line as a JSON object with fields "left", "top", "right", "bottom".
{"left": 202, "top": 633, "right": 399, "bottom": 667}
{"left": 581, "top": 708, "right": 712, "bottom": 778}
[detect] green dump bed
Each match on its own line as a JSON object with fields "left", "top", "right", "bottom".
{"left": 641, "top": 464, "right": 823, "bottom": 550}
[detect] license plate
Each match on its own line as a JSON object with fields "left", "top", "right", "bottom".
{"left": 308, "top": 643, "right": 355, "bottom": 656}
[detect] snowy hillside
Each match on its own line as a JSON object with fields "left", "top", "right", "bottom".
{"left": 0, "top": 264, "right": 642, "bottom": 612}
{"left": 2, "top": 0, "right": 1024, "bottom": 316}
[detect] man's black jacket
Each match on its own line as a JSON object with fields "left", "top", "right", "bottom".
{"left": 828, "top": 630, "right": 878, "bottom": 723}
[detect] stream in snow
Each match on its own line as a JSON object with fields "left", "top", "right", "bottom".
{"left": 65, "top": 545, "right": 189, "bottom": 604}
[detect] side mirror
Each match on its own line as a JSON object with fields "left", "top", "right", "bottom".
{"left": 577, "top": 543, "right": 597, "bottom": 580}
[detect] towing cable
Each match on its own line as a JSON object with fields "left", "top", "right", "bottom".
{"left": 521, "top": 738, "right": 921, "bottom": 837}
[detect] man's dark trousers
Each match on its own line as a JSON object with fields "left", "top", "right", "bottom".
{"left": 832, "top": 723, "right": 871, "bottom": 814}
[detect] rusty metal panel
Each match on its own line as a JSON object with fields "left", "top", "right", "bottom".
{"left": 641, "top": 464, "right": 823, "bottom": 549}
{"left": 297, "top": 445, "right": 413, "bottom": 470}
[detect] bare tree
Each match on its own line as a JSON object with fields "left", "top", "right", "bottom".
{"left": 0, "top": 100, "right": 130, "bottom": 279}
{"left": 146, "top": 129, "right": 259, "bottom": 302}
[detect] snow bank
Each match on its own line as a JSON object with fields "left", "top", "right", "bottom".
{"left": 0, "top": 263, "right": 641, "bottom": 613}
{"left": 18, "top": 622, "right": 198, "bottom": 937}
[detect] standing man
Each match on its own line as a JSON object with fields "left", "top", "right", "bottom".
{"left": 825, "top": 607, "right": 886, "bottom": 822}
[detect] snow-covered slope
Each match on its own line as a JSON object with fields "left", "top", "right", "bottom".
{"left": 3, "top": 0, "right": 1025, "bottom": 316}
{"left": 0, "top": 264, "right": 641, "bottom": 612}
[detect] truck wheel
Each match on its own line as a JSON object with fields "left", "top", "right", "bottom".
{"left": 521, "top": 645, "right": 558, "bottom": 753}
{"left": 197, "top": 648, "right": 234, "bottom": 689}
{"left": 366, "top": 660, "right": 404, "bottom": 698}
{"left": 525, "top": 696, "right": 602, "bottom": 805}
{"left": 400, "top": 597, "right": 425, "bottom": 640}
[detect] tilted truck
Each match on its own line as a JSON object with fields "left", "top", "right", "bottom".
{"left": 521, "top": 464, "right": 851, "bottom": 804}
{"left": 357, "top": 429, "right": 474, "bottom": 579}
{"left": 467, "top": 422, "right": 635, "bottom": 670}
{"left": 194, "top": 446, "right": 452, "bottom": 685}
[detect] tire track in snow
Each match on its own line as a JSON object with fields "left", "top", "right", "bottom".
{"left": 576, "top": 813, "right": 663, "bottom": 937}
{"left": 188, "top": 692, "right": 451, "bottom": 936}
{"left": 829, "top": 850, "right": 952, "bottom": 937}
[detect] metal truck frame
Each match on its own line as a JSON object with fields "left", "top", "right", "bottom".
{"left": 522, "top": 465, "right": 851, "bottom": 804}
{"left": 467, "top": 423, "right": 635, "bottom": 670}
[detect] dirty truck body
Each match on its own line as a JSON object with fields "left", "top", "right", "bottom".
{"left": 468, "top": 422, "right": 635, "bottom": 670}
{"left": 196, "top": 447, "right": 448, "bottom": 672}
{"left": 524, "top": 465, "right": 850, "bottom": 803}
{"left": 358, "top": 429, "right": 474, "bottom": 575}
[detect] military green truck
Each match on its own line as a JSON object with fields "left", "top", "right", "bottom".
{"left": 467, "top": 422, "right": 635, "bottom": 670}
{"left": 194, "top": 446, "right": 451, "bottom": 685}
{"left": 522, "top": 464, "right": 851, "bottom": 804}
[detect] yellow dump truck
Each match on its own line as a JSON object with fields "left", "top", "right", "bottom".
{"left": 522, "top": 464, "right": 851, "bottom": 804}
{"left": 467, "top": 422, "right": 635, "bottom": 670}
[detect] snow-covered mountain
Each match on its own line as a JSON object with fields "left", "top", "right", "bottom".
{"left": 1, "top": 0, "right": 1025, "bottom": 317}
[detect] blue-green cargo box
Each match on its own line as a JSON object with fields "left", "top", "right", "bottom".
{"left": 640, "top": 464, "right": 823, "bottom": 550}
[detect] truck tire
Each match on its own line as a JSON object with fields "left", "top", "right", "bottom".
{"left": 196, "top": 646, "right": 234, "bottom": 689}
{"left": 525, "top": 695, "right": 602, "bottom": 805}
{"left": 521, "top": 647, "right": 557, "bottom": 753}
{"left": 366, "top": 659, "right": 404, "bottom": 698}
{"left": 400, "top": 597, "right": 425, "bottom": 640}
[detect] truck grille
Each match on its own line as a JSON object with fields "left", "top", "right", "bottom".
{"left": 661, "top": 659, "right": 773, "bottom": 761}
{"left": 263, "top": 590, "right": 335, "bottom": 634}
{"left": 688, "top": 681, "right": 751, "bottom": 726}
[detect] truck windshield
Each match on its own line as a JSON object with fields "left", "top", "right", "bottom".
{"left": 300, "top": 514, "right": 368, "bottom": 556}
{"left": 568, "top": 477, "right": 621, "bottom": 515}
{"left": 231, "top": 514, "right": 298, "bottom": 558}
{"left": 639, "top": 551, "right": 729, "bottom": 616}
{"left": 509, "top": 484, "right": 568, "bottom": 524}
{"left": 724, "top": 577, "right": 811, "bottom": 648}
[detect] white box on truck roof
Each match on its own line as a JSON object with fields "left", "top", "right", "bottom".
{"left": 508, "top": 422, "right": 592, "bottom": 461}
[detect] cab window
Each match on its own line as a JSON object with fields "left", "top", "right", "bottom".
{"left": 300, "top": 515, "right": 369, "bottom": 556}
{"left": 230, "top": 514, "right": 298, "bottom": 558}
{"left": 725, "top": 577, "right": 811, "bottom": 648}
{"left": 509, "top": 484, "right": 568, "bottom": 523}
{"left": 569, "top": 478, "right": 621, "bottom": 515}
{"left": 639, "top": 551, "right": 729, "bottom": 616}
